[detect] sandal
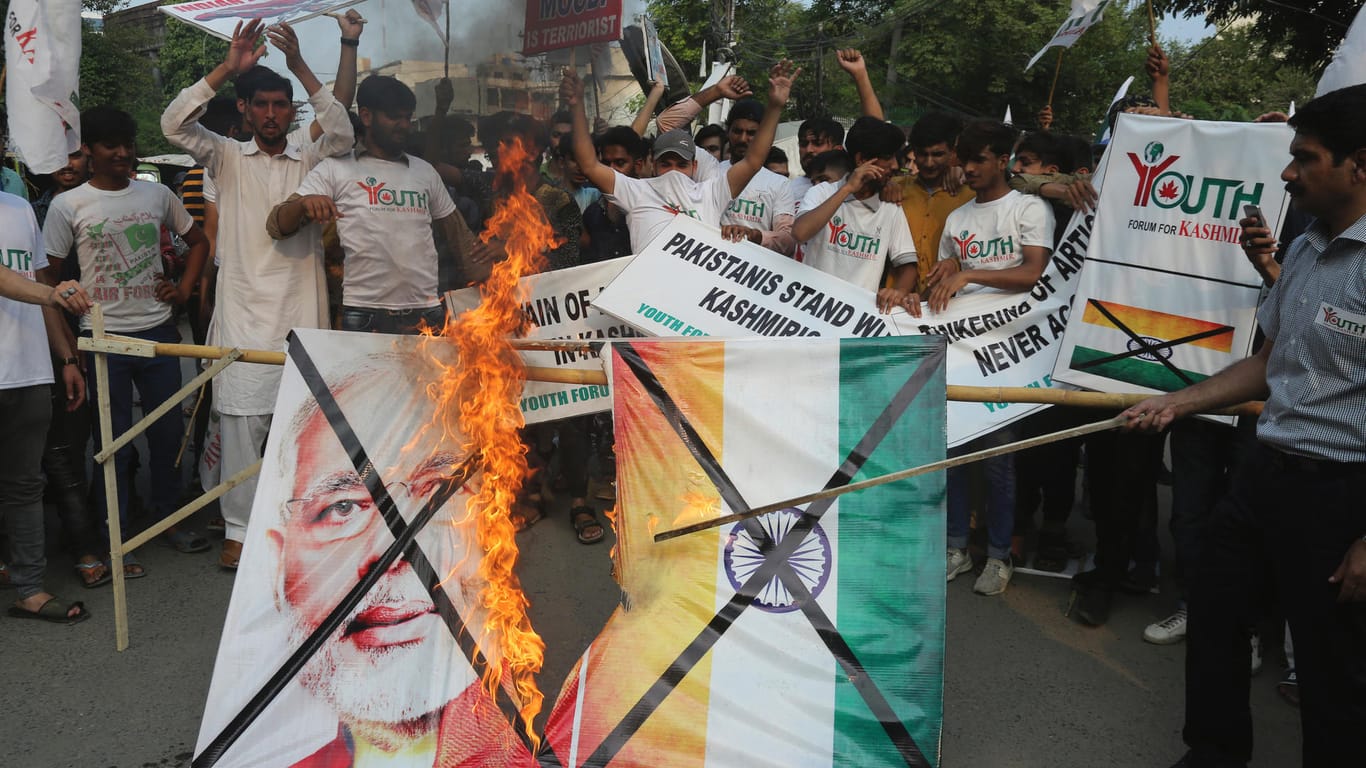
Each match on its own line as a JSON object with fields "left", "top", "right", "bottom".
{"left": 511, "top": 502, "right": 544, "bottom": 533}
{"left": 75, "top": 559, "right": 112, "bottom": 589}
{"left": 105, "top": 554, "right": 147, "bottom": 579}
{"left": 572, "top": 506, "right": 605, "bottom": 545}
{"left": 8, "top": 596, "right": 91, "bottom": 624}
{"left": 164, "top": 527, "right": 211, "bottom": 554}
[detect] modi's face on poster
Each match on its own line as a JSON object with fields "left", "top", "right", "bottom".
{"left": 266, "top": 367, "right": 481, "bottom": 732}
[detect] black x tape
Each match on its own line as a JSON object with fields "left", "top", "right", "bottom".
{"left": 195, "top": 333, "right": 546, "bottom": 767}
{"left": 577, "top": 341, "right": 945, "bottom": 768}
{"left": 1073, "top": 299, "right": 1234, "bottom": 387}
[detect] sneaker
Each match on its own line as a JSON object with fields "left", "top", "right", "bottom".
{"left": 973, "top": 557, "right": 1013, "bottom": 595}
{"left": 1250, "top": 632, "right": 1263, "bottom": 676}
{"left": 946, "top": 548, "right": 973, "bottom": 582}
{"left": 1143, "top": 608, "right": 1188, "bottom": 644}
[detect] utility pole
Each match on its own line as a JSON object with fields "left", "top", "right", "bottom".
{"left": 814, "top": 22, "right": 824, "bottom": 114}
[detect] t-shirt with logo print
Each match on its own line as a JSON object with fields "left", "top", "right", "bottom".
{"left": 0, "top": 192, "right": 54, "bottom": 390}
{"left": 718, "top": 161, "right": 796, "bottom": 250}
{"left": 607, "top": 169, "right": 733, "bottom": 252}
{"left": 798, "top": 180, "right": 917, "bottom": 294}
{"left": 295, "top": 151, "right": 457, "bottom": 309}
{"left": 43, "top": 180, "right": 194, "bottom": 333}
{"left": 938, "top": 190, "right": 1054, "bottom": 297}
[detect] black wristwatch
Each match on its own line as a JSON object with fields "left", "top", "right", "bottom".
{"left": 61, "top": 356, "right": 79, "bottom": 367}
{"left": 340, "top": 37, "right": 360, "bottom": 47}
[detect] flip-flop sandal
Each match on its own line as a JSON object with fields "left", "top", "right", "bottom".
{"left": 164, "top": 528, "right": 211, "bottom": 554}
{"left": 572, "top": 506, "right": 605, "bottom": 545}
{"left": 75, "top": 561, "right": 112, "bottom": 589}
{"left": 7, "top": 596, "right": 91, "bottom": 624}
{"left": 105, "top": 554, "right": 147, "bottom": 580}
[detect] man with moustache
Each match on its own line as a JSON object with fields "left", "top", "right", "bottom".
{"left": 161, "top": 19, "right": 355, "bottom": 569}
{"left": 1125, "top": 85, "right": 1366, "bottom": 768}
{"left": 890, "top": 111, "right": 974, "bottom": 292}
{"left": 261, "top": 354, "right": 528, "bottom": 767}
{"left": 792, "top": 117, "right": 919, "bottom": 312}
{"left": 712, "top": 99, "right": 797, "bottom": 254}
{"left": 267, "top": 76, "right": 479, "bottom": 335}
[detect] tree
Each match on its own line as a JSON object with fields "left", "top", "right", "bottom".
{"left": 1156, "top": 0, "right": 1359, "bottom": 72}
{"left": 1166, "top": 25, "right": 1315, "bottom": 121}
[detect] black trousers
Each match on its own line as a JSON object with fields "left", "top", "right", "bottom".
{"left": 1184, "top": 443, "right": 1366, "bottom": 767}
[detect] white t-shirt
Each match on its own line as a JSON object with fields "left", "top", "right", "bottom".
{"left": 43, "top": 180, "right": 194, "bottom": 332}
{"left": 718, "top": 162, "right": 796, "bottom": 232}
{"left": 938, "top": 190, "right": 1054, "bottom": 296}
{"left": 787, "top": 175, "right": 814, "bottom": 211}
{"left": 608, "top": 169, "right": 733, "bottom": 252}
{"left": 798, "top": 180, "right": 917, "bottom": 293}
{"left": 296, "top": 152, "right": 457, "bottom": 309}
{"left": 0, "top": 192, "right": 54, "bottom": 390}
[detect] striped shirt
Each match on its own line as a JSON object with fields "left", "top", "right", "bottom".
{"left": 180, "top": 166, "right": 206, "bottom": 226}
{"left": 1256, "top": 214, "right": 1366, "bottom": 462}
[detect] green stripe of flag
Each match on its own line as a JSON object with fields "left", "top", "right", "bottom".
{"left": 833, "top": 337, "right": 945, "bottom": 768}
{"left": 1069, "top": 346, "right": 1211, "bottom": 392}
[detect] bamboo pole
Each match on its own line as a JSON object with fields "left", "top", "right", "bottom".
{"left": 1047, "top": 49, "right": 1064, "bottom": 107}
{"left": 654, "top": 415, "right": 1129, "bottom": 542}
{"left": 175, "top": 382, "right": 209, "bottom": 469}
{"left": 91, "top": 306, "right": 130, "bottom": 650}
{"left": 93, "top": 349, "right": 242, "bottom": 464}
{"left": 1146, "top": 0, "right": 1158, "bottom": 46}
{"left": 122, "top": 459, "right": 263, "bottom": 554}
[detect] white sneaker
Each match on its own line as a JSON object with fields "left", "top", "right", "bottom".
{"left": 946, "top": 548, "right": 973, "bottom": 582}
{"left": 973, "top": 557, "right": 1013, "bottom": 596}
{"left": 1250, "top": 632, "right": 1263, "bottom": 676}
{"left": 1143, "top": 608, "right": 1188, "bottom": 645}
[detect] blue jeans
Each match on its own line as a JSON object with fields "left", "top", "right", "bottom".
{"left": 339, "top": 305, "right": 446, "bottom": 335}
{"left": 947, "top": 429, "right": 1017, "bottom": 561}
{"left": 83, "top": 323, "right": 184, "bottom": 545}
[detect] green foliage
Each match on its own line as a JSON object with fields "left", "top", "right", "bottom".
{"left": 1166, "top": 26, "right": 1315, "bottom": 122}
{"left": 1155, "top": 0, "right": 1358, "bottom": 72}
{"left": 157, "top": 0, "right": 230, "bottom": 97}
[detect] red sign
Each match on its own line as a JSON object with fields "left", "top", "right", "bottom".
{"left": 522, "top": 0, "right": 621, "bottom": 55}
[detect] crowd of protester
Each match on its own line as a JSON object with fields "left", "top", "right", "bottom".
{"left": 0, "top": 12, "right": 1362, "bottom": 767}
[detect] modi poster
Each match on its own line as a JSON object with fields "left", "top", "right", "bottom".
{"left": 1053, "top": 114, "right": 1293, "bottom": 400}
{"left": 445, "top": 257, "right": 640, "bottom": 425}
{"left": 523, "top": 0, "right": 623, "bottom": 55}
{"left": 540, "top": 336, "right": 947, "bottom": 768}
{"left": 160, "top": 0, "right": 361, "bottom": 39}
{"left": 194, "top": 329, "right": 533, "bottom": 768}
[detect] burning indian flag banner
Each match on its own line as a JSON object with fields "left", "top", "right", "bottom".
{"left": 541, "top": 336, "right": 947, "bottom": 768}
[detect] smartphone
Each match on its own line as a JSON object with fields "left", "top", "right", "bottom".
{"left": 1243, "top": 204, "right": 1267, "bottom": 229}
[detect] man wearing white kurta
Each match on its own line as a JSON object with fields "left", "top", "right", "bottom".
{"left": 161, "top": 20, "right": 355, "bottom": 567}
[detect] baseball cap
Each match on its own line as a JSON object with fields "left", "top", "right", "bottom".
{"left": 653, "top": 129, "right": 696, "bottom": 162}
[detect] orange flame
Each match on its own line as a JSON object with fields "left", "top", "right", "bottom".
{"left": 423, "top": 136, "right": 557, "bottom": 747}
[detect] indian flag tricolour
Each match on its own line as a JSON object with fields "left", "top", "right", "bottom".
{"left": 1067, "top": 299, "right": 1235, "bottom": 392}
{"left": 542, "top": 337, "right": 947, "bottom": 768}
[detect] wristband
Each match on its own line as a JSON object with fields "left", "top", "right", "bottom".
{"left": 61, "top": 356, "right": 79, "bottom": 366}
{"left": 340, "top": 37, "right": 360, "bottom": 47}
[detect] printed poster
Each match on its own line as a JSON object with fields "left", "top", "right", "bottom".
{"left": 1026, "top": 0, "right": 1113, "bottom": 70}
{"left": 159, "top": 0, "right": 362, "bottom": 40}
{"left": 523, "top": 0, "right": 623, "bottom": 55}
{"left": 1053, "top": 113, "right": 1293, "bottom": 403}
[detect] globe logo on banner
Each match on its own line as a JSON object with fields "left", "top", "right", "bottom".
{"left": 1128, "top": 143, "right": 1262, "bottom": 219}
{"left": 724, "top": 508, "right": 833, "bottom": 613}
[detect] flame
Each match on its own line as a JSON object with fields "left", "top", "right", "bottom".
{"left": 423, "top": 136, "right": 557, "bottom": 747}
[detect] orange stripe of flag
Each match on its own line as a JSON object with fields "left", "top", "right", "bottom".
{"left": 1081, "top": 300, "right": 1234, "bottom": 352}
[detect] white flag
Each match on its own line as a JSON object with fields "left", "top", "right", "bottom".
{"left": 411, "top": 0, "right": 445, "bottom": 39}
{"left": 4, "top": 0, "right": 81, "bottom": 174}
{"left": 1317, "top": 5, "right": 1366, "bottom": 95}
{"left": 1026, "top": 0, "right": 1113, "bottom": 71}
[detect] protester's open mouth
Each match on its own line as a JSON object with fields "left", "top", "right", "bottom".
{"left": 344, "top": 602, "right": 436, "bottom": 649}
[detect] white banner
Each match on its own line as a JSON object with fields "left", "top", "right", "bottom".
{"left": 159, "top": 0, "right": 361, "bottom": 40}
{"left": 4, "top": 0, "right": 81, "bottom": 175}
{"left": 445, "top": 257, "right": 638, "bottom": 425}
{"left": 594, "top": 216, "right": 1088, "bottom": 447}
{"left": 1026, "top": 0, "right": 1113, "bottom": 71}
{"left": 1053, "top": 114, "right": 1293, "bottom": 403}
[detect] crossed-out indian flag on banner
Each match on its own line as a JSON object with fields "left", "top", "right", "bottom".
{"left": 1067, "top": 299, "right": 1236, "bottom": 392}
{"left": 541, "top": 337, "right": 947, "bottom": 768}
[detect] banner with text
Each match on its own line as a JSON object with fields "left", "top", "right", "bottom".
{"left": 446, "top": 257, "right": 638, "bottom": 425}
{"left": 1053, "top": 114, "right": 1291, "bottom": 403}
{"left": 1026, "top": 0, "right": 1113, "bottom": 70}
{"left": 159, "top": 0, "right": 360, "bottom": 40}
{"left": 4, "top": 0, "right": 82, "bottom": 174}
{"left": 523, "top": 0, "right": 622, "bottom": 55}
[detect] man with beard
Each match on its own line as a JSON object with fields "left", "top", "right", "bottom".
{"left": 792, "top": 117, "right": 918, "bottom": 311}
{"left": 161, "top": 19, "right": 355, "bottom": 569}
{"left": 267, "top": 76, "right": 480, "bottom": 335}
{"left": 713, "top": 99, "right": 797, "bottom": 255}
{"left": 260, "top": 353, "right": 528, "bottom": 767}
